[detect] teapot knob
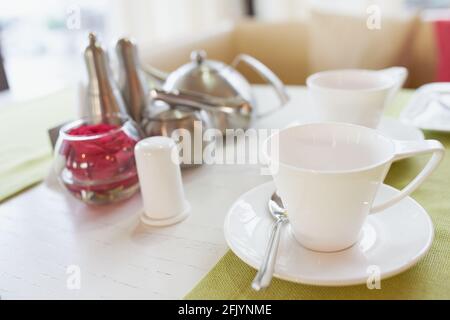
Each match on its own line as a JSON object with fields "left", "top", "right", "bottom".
{"left": 190, "top": 50, "right": 207, "bottom": 65}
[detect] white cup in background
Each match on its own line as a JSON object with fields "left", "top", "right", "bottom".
{"left": 265, "top": 122, "right": 444, "bottom": 252}
{"left": 307, "top": 67, "right": 408, "bottom": 128}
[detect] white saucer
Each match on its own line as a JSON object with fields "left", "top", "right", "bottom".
{"left": 224, "top": 182, "right": 434, "bottom": 286}
{"left": 378, "top": 117, "right": 424, "bottom": 141}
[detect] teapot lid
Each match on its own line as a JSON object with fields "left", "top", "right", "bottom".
{"left": 163, "top": 50, "right": 253, "bottom": 103}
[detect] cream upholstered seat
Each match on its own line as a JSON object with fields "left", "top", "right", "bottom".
{"left": 140, "top": 17, "right": 437, "bottom": 89}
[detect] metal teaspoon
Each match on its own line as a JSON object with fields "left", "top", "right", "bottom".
{"left": 251, "top": 192, "right": 288, "bottom": 291}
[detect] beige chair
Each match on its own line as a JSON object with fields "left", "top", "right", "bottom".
{"left": 140, "top": 17, "right": 437, "bottom": 89}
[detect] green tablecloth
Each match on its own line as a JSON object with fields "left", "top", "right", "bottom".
{"left": 185, "top": 91, "right": 450, "bottom": 299}
{"left": 0, "top": 88, "right": 76, "bottom": 202}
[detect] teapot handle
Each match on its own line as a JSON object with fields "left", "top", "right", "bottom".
{"left": 232, "top": 54, "right": 289, "bottom": 118}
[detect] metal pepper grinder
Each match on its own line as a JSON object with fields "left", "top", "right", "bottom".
{"left": 116, "top": 38, "right": 150, "bottom": 123}
{"left": 83, "top": 32, "right": 127, "bottom": 123}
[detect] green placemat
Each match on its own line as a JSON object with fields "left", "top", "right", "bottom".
{"left": 186, "top": 90, "right": 450, "bottom": 299}
{"left": 0, "top": 88, "right": 76, "bottom": 202}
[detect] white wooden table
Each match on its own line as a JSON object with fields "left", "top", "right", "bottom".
{"left": 0, "top": 86, "right": 308, "bottom": 299}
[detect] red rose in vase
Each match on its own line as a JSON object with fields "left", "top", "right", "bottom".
{"left": 58, "top": 121, "right": 141, "bottom": 204}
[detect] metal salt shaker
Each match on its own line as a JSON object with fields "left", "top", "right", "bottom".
{"left": 83, "top": 32, "right": 127, "bottom": 122}
{"left": 116, "top": 38, "right": 150, "bottom": 123}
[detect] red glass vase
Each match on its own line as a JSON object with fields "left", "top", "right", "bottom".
{"left": 54, "top": 115, "right": 142, "bottom": 205}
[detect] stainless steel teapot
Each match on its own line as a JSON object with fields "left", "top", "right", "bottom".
{"left": 115, "top": 38, "right": 212, "bottom": 168}
{"left": 114, "top": 38, "right": 289, "bottom": 167}
{"left": 143, "top": 50, "right": 290, "bottom": 133}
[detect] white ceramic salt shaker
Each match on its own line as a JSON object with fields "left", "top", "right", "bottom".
{"left": 134, "top": 136, "right": 190, "bottom": 226}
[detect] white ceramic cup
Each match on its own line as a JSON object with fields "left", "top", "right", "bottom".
{"left": 307, "top": 67, "right": 408, "bottom": 128}
{"left": 265, "top": 122, "right": 444, "bottom": 252}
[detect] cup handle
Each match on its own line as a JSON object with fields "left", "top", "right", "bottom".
{"left": 370, "top": 139, "right": 444, "bottom": 214}
{"left": 379, "top": 67, "right": 408, "bottom": 88}
{"left": 378, "top": 67, "right": 408, "bottom": 104}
